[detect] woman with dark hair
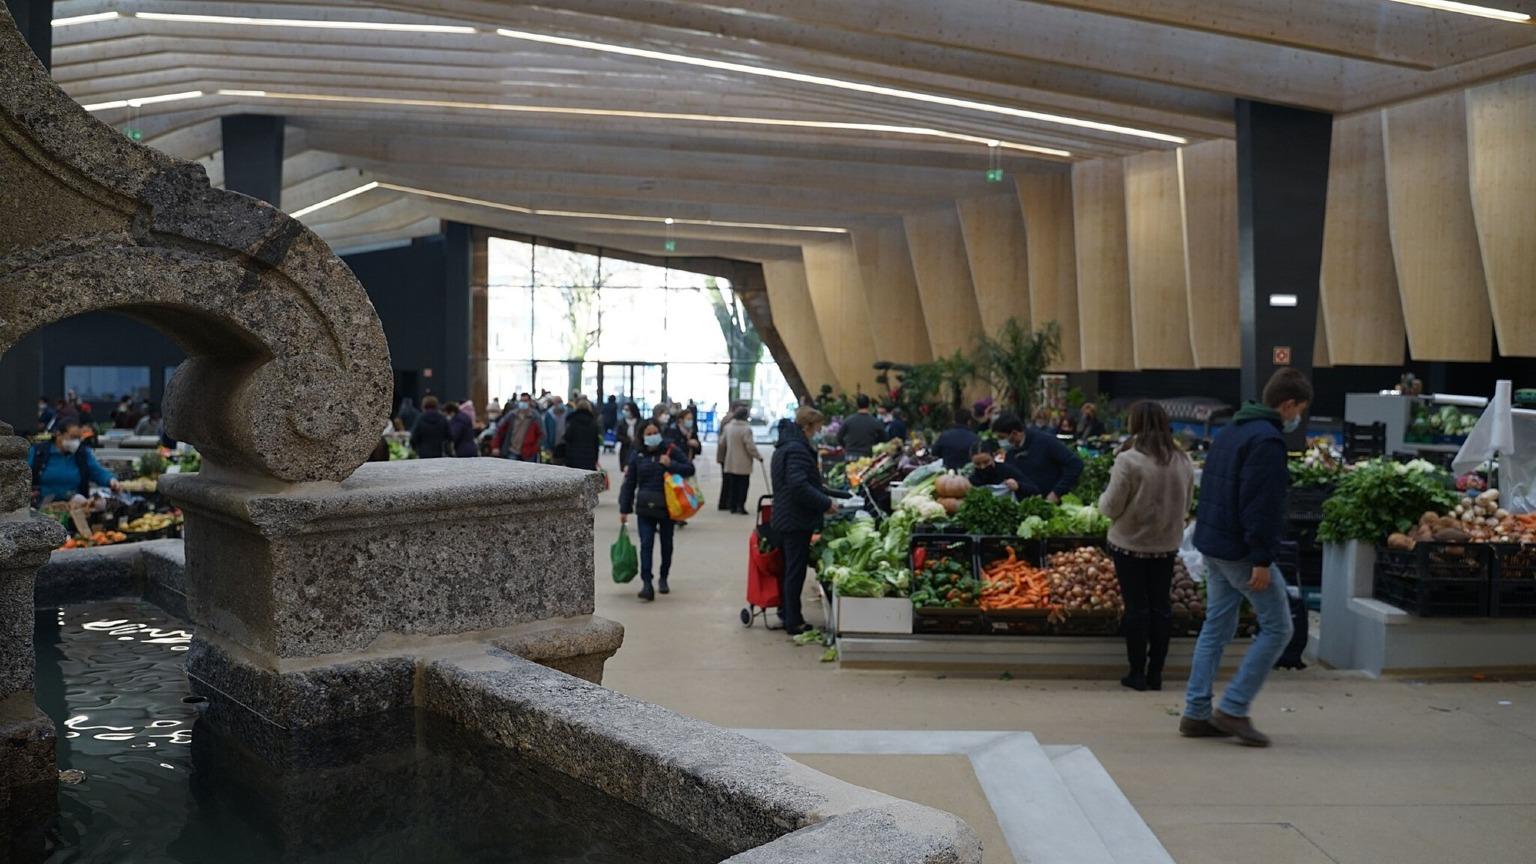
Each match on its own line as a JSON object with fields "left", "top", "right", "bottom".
{"left": 410, "top": 396, "right": 450, "bottom": 459}
{"left": 618, "top": 402, "right": 641, "bottom": 469}
{"left": 619, "top": 420, "right": 695, "bottom": 601}
{"left": 562, "top": 399, "right": 602, "bottom": 471}
{"left": 1097, "top": 401, "right": 1194, "bottom": 692}
{"left": 445, "top": 402, "right": 478, "bottom": 457}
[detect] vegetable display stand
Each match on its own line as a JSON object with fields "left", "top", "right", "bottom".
{"left": 983, "top": 609, "right": 1053, "bottom": 636}
{"left": 1040, "top": 536, "right": 1108, "bottom": 565}
{"left": 1489, "top": 544, "right": 1536, "bottom": 618}
{"left": 835, "top": 593, "right": 914, "bottom": 634}
{"left": 1373, "top": 543, "right": 1490, "bottom": 617}
{"left": 1050, "top": 611, "right": 1124, "bottom": 637}
{"left": 913, "top": 607, "right": 986, "bottom": 635}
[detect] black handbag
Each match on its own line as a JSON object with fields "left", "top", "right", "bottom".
{"left": 635, "top": 488, "right": 668, "bottom": 521}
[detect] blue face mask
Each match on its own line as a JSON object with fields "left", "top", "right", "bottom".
{"left": 1283, "top": 415, "right": 1302, "bottom": 434}
{"left": 644, "top": 434, "right": 663, "bottom": 449}
{"left": 682, "top": 420, "right": 693, "bottom": 431}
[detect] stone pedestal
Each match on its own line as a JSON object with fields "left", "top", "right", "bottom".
{"left": 162, "top": 459, "right": 619, "bottom": 729}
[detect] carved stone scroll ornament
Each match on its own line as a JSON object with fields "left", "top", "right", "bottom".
{"left": 0, "top": 9, "right": 390, "bottom": 483}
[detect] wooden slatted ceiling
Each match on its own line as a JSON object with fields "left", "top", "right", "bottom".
{"left": 1177, "top": 140, "right": 1241, "bottom": 369}
{"left": 1382, "top": 93, "right": 1493, "bottom": 362}
{"left": 1123, "top": 150, "right": 1195, "bottom": 370}
{"left": 1071, "top": 159, "right": 1135, "bottom": 371}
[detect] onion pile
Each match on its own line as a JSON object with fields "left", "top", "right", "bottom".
{"left": 1387, "top": 489, "right": 1536, "bottom": 549}
{"left": 1170, "top": 558, "right": 1203, "bottom": 618}
{"left": 1042, "top": 548, "right": 1124, "bottom": 616}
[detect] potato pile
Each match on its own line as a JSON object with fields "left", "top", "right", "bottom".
{"left": 1171, "top": 558, "right": 1204, "bottom": 618}
{"left": 1043, "top": 547, "right": 1124, "bottom": 615}
{"left": 1387, "top": 489, "right": 1535, "bottom": 549}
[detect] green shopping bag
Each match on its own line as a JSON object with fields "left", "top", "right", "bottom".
{"left": 611, "top": 527, "right": 638, "bottom": 584}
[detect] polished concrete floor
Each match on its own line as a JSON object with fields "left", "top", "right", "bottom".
{"left": 591, "top": 451, "right": 1536, "bottom": 864}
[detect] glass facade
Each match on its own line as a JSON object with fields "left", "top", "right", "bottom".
{"left": 64, "top": 366, "right": 151, "bottom": 405}
{"left": 486, "top": 237, "right": 795, "bottom": 424}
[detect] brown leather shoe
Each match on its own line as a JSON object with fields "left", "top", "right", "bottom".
{"left": 1178, "top": 716, "right": 1232, "bottom": 738}
{"left": 1211, "top": 710, "right": 1271, "bottom": 747}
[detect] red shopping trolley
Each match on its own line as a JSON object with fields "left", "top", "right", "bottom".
{"left": 741, "top": 495, "right": 785, "bottom": 629}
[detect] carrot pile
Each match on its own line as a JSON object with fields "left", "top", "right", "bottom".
{"left": 979, "top": 547, "right": 1054, "bottom": 611}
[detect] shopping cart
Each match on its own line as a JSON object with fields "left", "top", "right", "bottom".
{"left": 741, "top": 495, "right": 784, "bottom": 629}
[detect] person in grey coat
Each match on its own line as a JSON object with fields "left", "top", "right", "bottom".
{"left": 718, "top": 406, "right": 762, "bottom": 514}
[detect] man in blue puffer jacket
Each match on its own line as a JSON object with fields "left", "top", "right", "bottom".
{"left": 1181, "top": 367, "right": 1311, "bottom": 747}
{"left": 771, "top": 405, "right": 839, "bottom": 636}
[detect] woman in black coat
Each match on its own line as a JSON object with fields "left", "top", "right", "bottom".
{"left": 446, "top": 402, "right": 478, "bottom": 457}
{"left": 410, "top": 396, "right": 450, "bottom": 458}
{"left": 770, "top": 406, "right": 839, "bottom": 636}
{"left": 619, "top": 421, "right": 695, "bottom": 602}
{"left": 562, "top": 399, "right": 602, "bottom": 471}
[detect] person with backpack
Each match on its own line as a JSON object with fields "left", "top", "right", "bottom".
{"left": 32, "top": 420, "right": 118, "bottom": 504}
{"left": 1181, "top": 368, "right": 1311, "bottom": 747}
{"left": 618, "top": 420, "right": 695, "bottom": 602}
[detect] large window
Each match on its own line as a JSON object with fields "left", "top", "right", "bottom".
{"left": 65, "top": 366, "right": 150, "bottom": 405}
{"left": 487, "top": 237, "right": 794, "bottom": 420}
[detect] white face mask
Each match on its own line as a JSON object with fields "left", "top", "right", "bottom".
{"left": 60, "top": 438, "right": 81, "bottom": 454}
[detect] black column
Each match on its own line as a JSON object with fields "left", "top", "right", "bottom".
{"left": 220, "top": 114, "right": 285, "bottom": 207}
{"left": 1235, "top": 100, "right": 1332, "bottom": 403}
{"left": 442, "top": 222, "right": 473, "bottom": 403}
{"left": 4, "top": 0, "right": 53, "bottom": 68}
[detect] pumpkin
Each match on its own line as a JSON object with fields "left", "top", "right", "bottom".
{"left": 939, "top": 497, "right": 963, "bottom": 515}
{"left": 935, "top": 473, "right": 971, "bottom": 499}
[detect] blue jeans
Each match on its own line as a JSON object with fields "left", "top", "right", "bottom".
{"left": 636, "top": 515, "right": 674, "bottom": 583}
{"left": 1184, "top": 556, "right": 1293, "bottom": 720}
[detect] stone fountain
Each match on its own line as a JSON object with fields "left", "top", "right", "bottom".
{"left": 0, "top": 11, "right": 980, "bottom": 862}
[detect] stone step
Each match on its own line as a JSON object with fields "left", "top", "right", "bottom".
{"left": 1042, "top": 745, "right": 1175, "bottom": 864}
{"left": 736, "top": 729, "right": 1168, "bottom": 864}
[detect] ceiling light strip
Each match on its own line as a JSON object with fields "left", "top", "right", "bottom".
{"left": 216, "top": 89, "right": 1071, "bottom": 157}
{"left": 134, "top": 11, "right": 478, "bottom": 34}
{"left": 494, "top": 28, "right": 1185, "bottom": 144}
{"left": 1385, "top": 0, "right": 1530, "bottom": 22}
{"left": 81, "top": 90, "right": 203, "bottom": 111}
{"left": 52, "top": 11, "right": 121, "bottom": 27}
{"left": 289, "top": 181, "right": 381, "bottom": 217}
{"left": 292, "top": 178, "right": 844, "bottom": 233}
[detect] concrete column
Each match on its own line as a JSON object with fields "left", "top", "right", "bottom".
{"left": 802, "top": 238, "right": 879, "bottom": 396}
{"left": 220, "top": 114, "right": 285, "bottom": 207}
{"left": 3, "top": 0, "right": 52, "bottom": 69}
{"left": 762, "top": 257, "right": 838, "bottom": 397}
{"left": 443, "top": 222, "right": 473, "bottom": 404}
{"left": 469, "top": 228, "right": 490, "bottom": 410}
{"left": 903, "top": 208, "right": 984, "bottom": 362}
{"left": 850, "top": 225, "right": 931, "bottom": 367}
{"left": 1236, "top": 100, "right": 1332, "bottom": 402}
{"left": 955, "top": 195, "right": 1031, "bottom": 336}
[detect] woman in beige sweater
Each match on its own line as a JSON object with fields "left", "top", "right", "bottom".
{"left": 1097, "top": 402, "right": 1194, "bottom": 692}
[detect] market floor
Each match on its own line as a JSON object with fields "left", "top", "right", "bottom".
{"left": 590, "top": 451, "right": 1536, "bottom": 864}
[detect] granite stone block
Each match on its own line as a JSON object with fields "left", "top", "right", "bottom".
{"left": 165, "top": 459, "right": 604, "bottom": 658}
{"left": 185, "top": 637, "right": 416, "bottom": 731}
{"left": 424, "top": 650, "right": 982, "bottom": 863}
{"left": 34, "top": 543, "right": 144, "bottom": 608}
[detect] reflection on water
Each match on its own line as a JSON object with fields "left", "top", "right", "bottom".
{"left": 34, "top": 601, "right": 729, "bottom": 864}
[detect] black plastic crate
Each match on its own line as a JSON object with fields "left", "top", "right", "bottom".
{"left": 1040, "top": 536, "right": 1109, "bottom": 565}
{"left": 1489, "top": 544, "right": 1536, "bottom": 618}
{"left": 908, "top": 534, "right": 975, "bottom": 575}
{"left": 913, "top": 607, "right": 986, "bottom": 635}
{"left": 1373, "top": 543, "right": 1490, "bottom": 617}
{"left": 983, "top": 609, "right": 1054, "bottom": 636}
{"left": 1287, "top": 485, "right": 1333, "bottom": 522}
{"left": 976, "top": 535, "right": 1040, "bottom": 576}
